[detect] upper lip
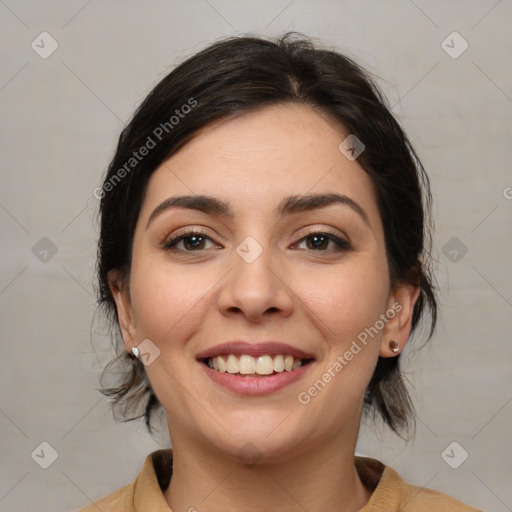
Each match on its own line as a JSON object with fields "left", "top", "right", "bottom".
{"left": 196, "top": 341, "right": 316, "bottom": 360}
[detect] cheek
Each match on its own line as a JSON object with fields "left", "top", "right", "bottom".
{"left": 128, "top": 257, "right": 215, "bottom": 346}
{"left": 294, "top": 264, "right": 388, "bottom": 416}
{"left": 298, "top": 258, "right": 389, "bottom": 345}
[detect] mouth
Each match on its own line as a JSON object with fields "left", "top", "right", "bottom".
{"left": 200, "top": 354, "right": 315, "bottom": 377}
{"left": 195, "top": 341, "right": 316, "bottom": 394}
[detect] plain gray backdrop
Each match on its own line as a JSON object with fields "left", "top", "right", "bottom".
{"left": 1, "top": 1, "right": 511, "bottom": 511}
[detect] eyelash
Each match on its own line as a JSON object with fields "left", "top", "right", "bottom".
{"left": 163, "top": 229, "right": 353, "bottom": 253}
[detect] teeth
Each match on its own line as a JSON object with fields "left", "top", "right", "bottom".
{"left": 226, "top": 354, "right": 239, "bottom": 374}
{"left": 273, "top": 354, "right": 285, "bottom": 372}
{"left": 239, "top": 354, "right": 256, "bottom": 374}
{"left": 255, "top": 355, "right": 274, "bottom": 375}
{"left": 207, "top": 354, "right": 307, "bottom": 375}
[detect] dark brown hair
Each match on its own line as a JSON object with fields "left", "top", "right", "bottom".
{"left": 95, "top": 32, "right": 438, "bottom": 438}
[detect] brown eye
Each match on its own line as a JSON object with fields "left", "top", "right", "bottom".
{"left": 164, "top": 231, "right": 217, "bottom": 252}
{"left": 295, "top": 232, "right": 352, "bottom": 252}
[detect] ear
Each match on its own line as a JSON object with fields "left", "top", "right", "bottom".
{"left": 379, "top": 280, "right": 421, "bottom": 358}
{"left": 108, "top": 269, "right": 137, "bottom": 353}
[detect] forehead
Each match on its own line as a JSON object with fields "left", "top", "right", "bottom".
{"left": 140, "top": 103, "right": 380, "bottom": 225}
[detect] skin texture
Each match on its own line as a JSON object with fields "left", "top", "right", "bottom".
{"left": 110, "top": 103, "right": 420, "bottom": 512}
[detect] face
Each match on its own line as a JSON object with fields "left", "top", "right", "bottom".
{"left": 111, "top": 103, "right": 419, "bottom": 462}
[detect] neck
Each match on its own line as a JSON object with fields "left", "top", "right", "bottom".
{"left": 164, "top": 429, "right": 372, "bottom": 512}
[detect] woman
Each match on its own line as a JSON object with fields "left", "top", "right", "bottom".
{"left": 80, "top": 33, "right": 481, "bottom": 511}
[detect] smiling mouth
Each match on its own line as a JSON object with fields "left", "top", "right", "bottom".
{"left": 201, "top": 354, "right": 314, "bottom": 377}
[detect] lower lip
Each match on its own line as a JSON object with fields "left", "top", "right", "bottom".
{"left": 200, "top": 361, "right": 314, "bottom": 396}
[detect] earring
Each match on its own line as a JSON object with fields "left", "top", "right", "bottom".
{"left": 389, "top": 340, "right": 400, "bottom": 354}
{"left": 131, "top": 346, "right": 140, "bottom": 359}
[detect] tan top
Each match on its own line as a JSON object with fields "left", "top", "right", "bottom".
{"left": 76, "top": 449, "right": 482, "bottom": 511}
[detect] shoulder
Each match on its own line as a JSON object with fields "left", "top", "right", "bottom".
{"left": 73, "top": 449, "right": 172, "bottom": 512}
{"left": 355, "top": 456, "right": 482, "bottom": 512}
{"left": 400, "top": 482, "right": 483, "bottom": 511}
{"left": 388, "top": 466, "right": 483, "bottom": 512}
{"left": 74, "top": 481, "right": 135, "bottom": 512}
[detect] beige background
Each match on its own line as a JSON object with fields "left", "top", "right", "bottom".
{"left": 1, "top": 1, "right": 511, "bottom": 511}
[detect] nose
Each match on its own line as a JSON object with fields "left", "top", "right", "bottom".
{"left": 217, "top": 241, "right": 294, "bottom": 323}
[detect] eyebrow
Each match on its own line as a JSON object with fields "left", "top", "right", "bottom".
{"left": 146, "top": 193, "right": 370, "bottom": 229}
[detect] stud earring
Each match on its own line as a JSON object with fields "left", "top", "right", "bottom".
{"left": 131, "top": 346, "right": 140, "bottom": 359}
{"left": 389, "top": 340, "right": 400, "bottom": 354}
